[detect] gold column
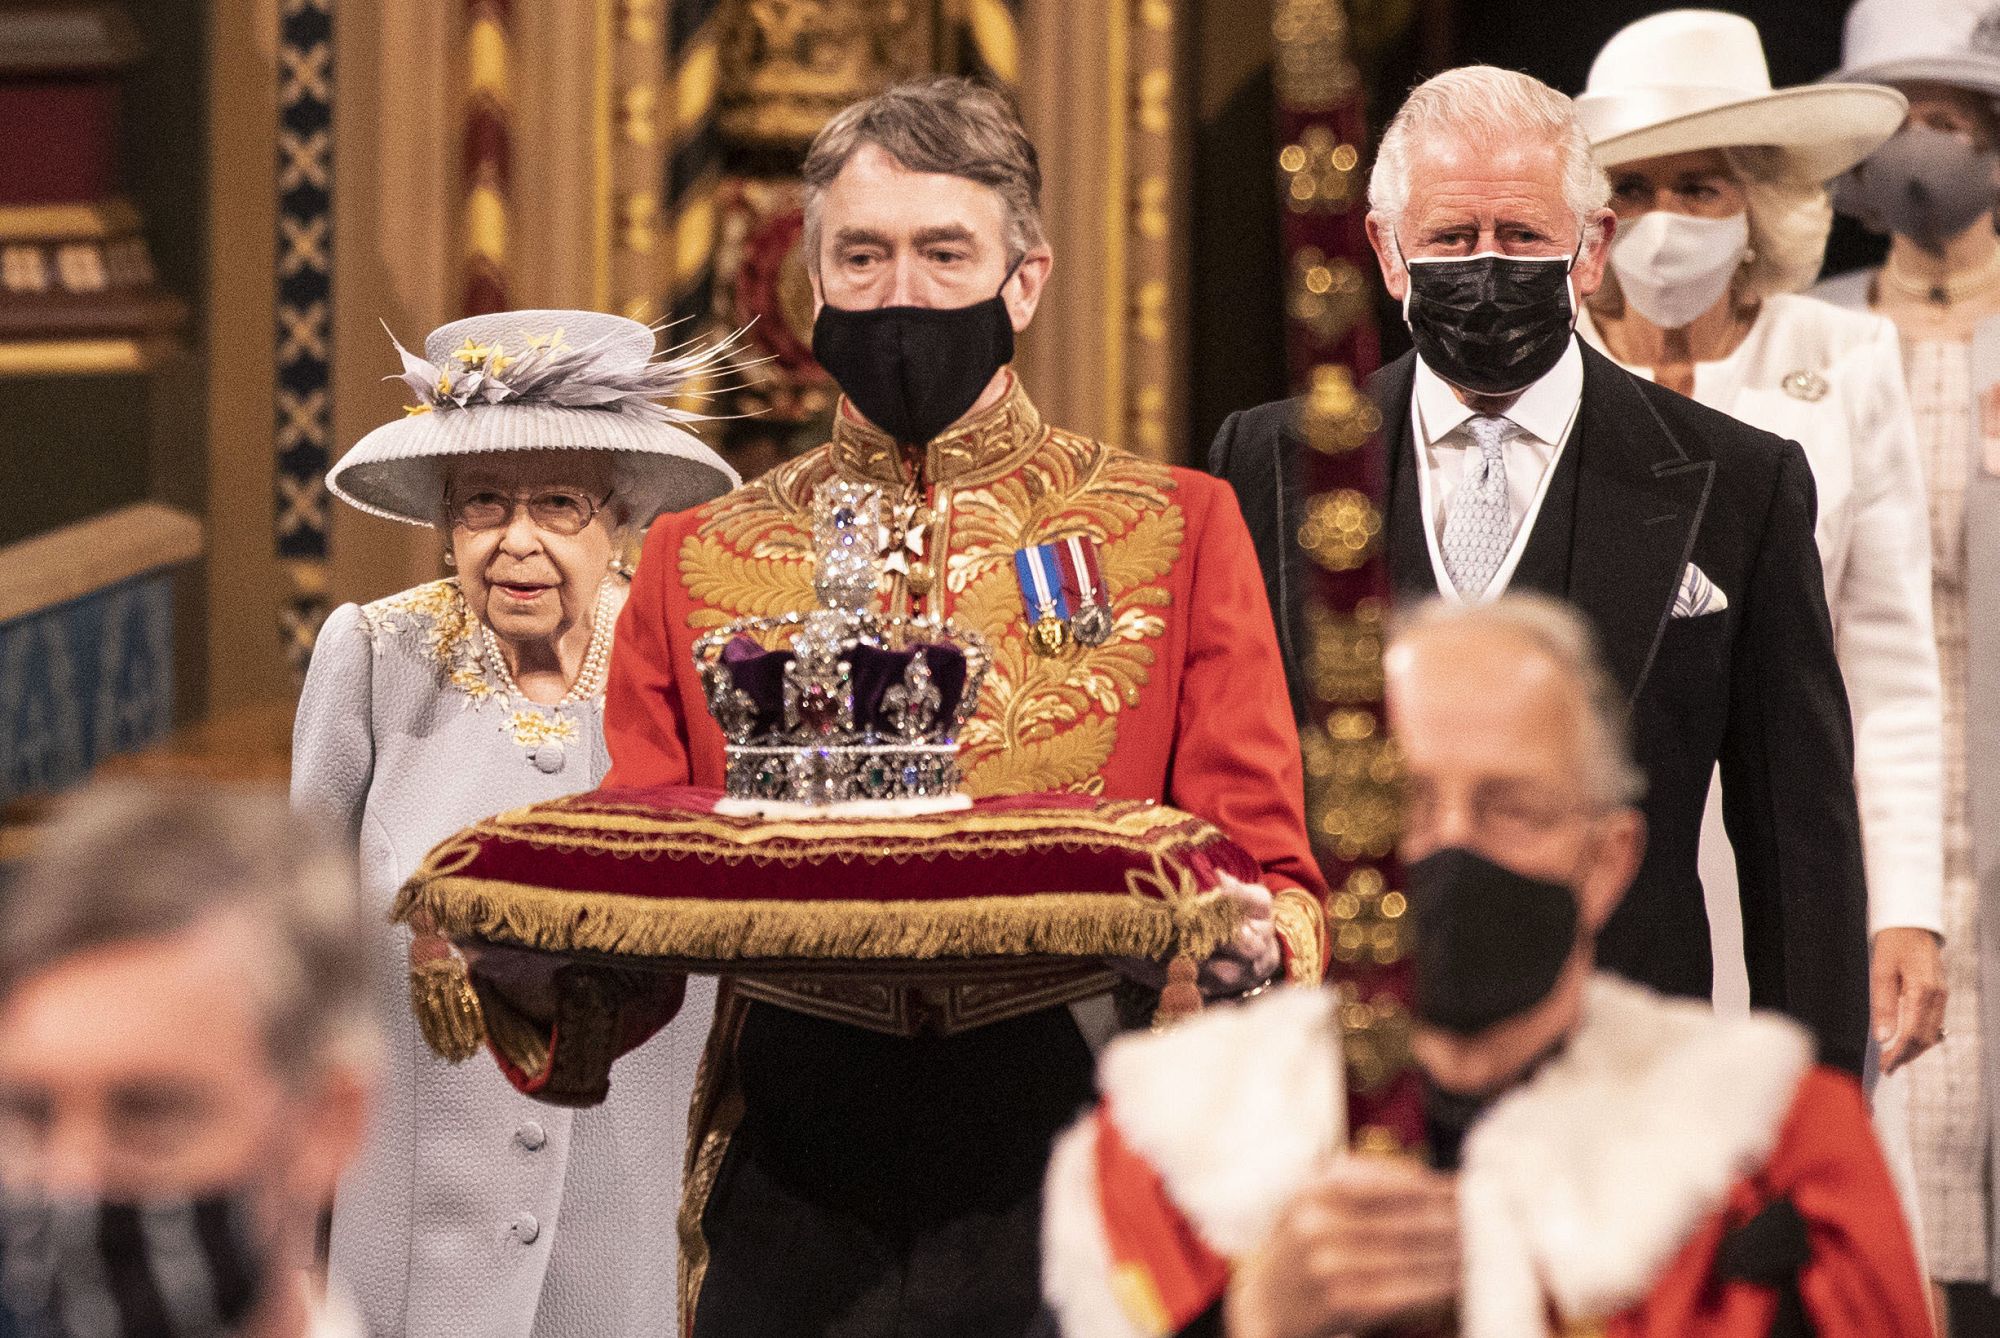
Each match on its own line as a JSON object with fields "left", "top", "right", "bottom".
{"left": 461, "top": 0, "right": 511, "bottom": 313}
{"left": 610, "top": 0, "right": 671, "bottom": 320}
{"left": 1017, "top": 0, "right": 1188, "bottom": 462}
{"left": 1125, "top": 0, "right": 1185, "bottom": 461}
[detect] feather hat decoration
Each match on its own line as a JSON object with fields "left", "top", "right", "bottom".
{"left": 329, "top": 309, "right": 749, "bottom": 527}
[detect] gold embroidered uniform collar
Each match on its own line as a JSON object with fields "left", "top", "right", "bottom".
{"left": 830, "top": 374, "right": 1045, "bottom": 488}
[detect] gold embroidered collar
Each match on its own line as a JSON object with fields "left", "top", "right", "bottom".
{"left": 830, "top": 373, "right": 1046, "bottom": 489}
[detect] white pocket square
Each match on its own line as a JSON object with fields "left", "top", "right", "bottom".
{"left": 1672, "top": 562, "right": 1728, "bottom": 618}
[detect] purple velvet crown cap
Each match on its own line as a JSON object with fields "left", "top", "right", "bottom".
{"left": 720, "top": 636, "right": 970, "bottom": 737}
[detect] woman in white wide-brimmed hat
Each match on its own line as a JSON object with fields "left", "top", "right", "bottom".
{"left": 1575, "top": 0, "right": 1947, "bottom": 1259}
{"left": 1814, "top": 0, "right": 2000, "bottom": 1316}
{"left": 292, "top": 310, "right": 739, "bottom": 1338}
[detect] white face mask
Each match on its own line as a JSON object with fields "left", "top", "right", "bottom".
{"left": 1607, "top": 210, "right": 1750, "bottom": 331}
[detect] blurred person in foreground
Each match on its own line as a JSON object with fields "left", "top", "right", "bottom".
{"left": 293, "top": 310, "right": 739, "bottom": 1338}
{"left": 0, "top": 782, "right": 377, "bottom": 1338}
{"left": 1042, "top": 595, "right": 1932, "bottom": 1338}
{"left": 1814, "top": 0, "right": 2000, "bottom": 1320}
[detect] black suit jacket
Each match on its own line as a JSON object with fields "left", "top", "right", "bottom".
{"left": 1210, "top": 345, "right": 1870, "bottom": 1074}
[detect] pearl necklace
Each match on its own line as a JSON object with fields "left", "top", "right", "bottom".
{"left": 479, "top": 578, "right": 617, "bottom": 709}
{"left": 1883, "top": 245, "right": 2000, "bottom": 307}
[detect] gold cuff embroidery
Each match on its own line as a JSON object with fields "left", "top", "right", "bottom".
{"left": 1272, "top": 885, "right": 1327, "bottom": 986}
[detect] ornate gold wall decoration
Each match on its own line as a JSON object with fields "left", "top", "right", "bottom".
{"left": 1335, "top": 976, "right": 1411, "bottom": 1095}
{"left": 1298, "top": 488, "right": 1381, "bottom": 573}
{"left": 716, "top": 0, "right": 931, "bottom": 148}
{"left": 1304, "top": 597, "right": 1384, "bottom": 705}
{"left": 1273, "top": 0, "right": 1422, "bottom": 1153}
{"left": 1299, "top": 363, "right": 1382, "bottom": 453}
{"left": 1279, "top": 126, "right": 1359, "bottom": 211}
{"left": 1272, "top": 0, "right": 1359, "bottom": 111}
{"left": 1302, "top": 719, "right": 1399, "bottom": 863}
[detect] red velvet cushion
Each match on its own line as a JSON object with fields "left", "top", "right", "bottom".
{"left": 396, "top": 784, "right": 1259, "bottom": 973}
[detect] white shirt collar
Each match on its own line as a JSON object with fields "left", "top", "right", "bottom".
{"left": 1413, "top": 336, "right": 1584, "bottom": 449}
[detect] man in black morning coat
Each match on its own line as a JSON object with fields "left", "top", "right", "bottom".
{"left": 1212, "top": 64, "right": 1869, "bottom": 1073}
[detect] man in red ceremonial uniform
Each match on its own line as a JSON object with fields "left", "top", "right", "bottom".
{"left": 466, "top": 78, "right": 1323, "bottom": 1338}
{"left": 1042, "top": 594, "right": 1929, "bottom": 1338}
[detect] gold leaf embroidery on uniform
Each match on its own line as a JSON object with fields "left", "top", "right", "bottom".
{"left": 962, "top": 713, "right": 1119, "bottom": 795}
{"left": 675, "top": 410, "right": 1185, "bottom": 798}
{"left": 681, "top": 453, "right": 825, "bottom": 626}
{"left": 700, "top": 455, "right": 824, "bottom": 555}
{"left": 950, "top": 430, "right": 1183, "bottom": 794}
{"left": 679, "top": 535, "right": 816, "bottom": 629}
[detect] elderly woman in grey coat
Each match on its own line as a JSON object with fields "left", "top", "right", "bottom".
{"left": 292, "top": 310, "right": 738, "bottom": 1338}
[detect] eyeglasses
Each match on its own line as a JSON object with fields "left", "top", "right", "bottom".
{"left": 445, "top": 488, "right": 609, "bottom": 537}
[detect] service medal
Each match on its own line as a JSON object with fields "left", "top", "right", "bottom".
{"left": 1015, "top": 545, "right": 1074, "bottom": 659}
{"left": 1030, "top": 609, "right": 1072, "bottom": 657}
{"left": 1069, "top": 603, "right": 1114, "bottom": 647}
{"left": 1054, "top": 535, "right": 1115, "bottom": 647}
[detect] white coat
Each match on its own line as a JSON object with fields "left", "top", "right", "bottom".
{"left": 1583, "top": 294, "right": 1946, "bottom": 951}
{"left": 1582, "top": 294, "right": 1943, "bottom": 1263}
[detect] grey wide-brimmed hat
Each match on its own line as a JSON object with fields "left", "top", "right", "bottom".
{"left": 1829, "top": 0, "right": 2000, "bottom": 103}
{"left": 328, "top": 309, "right": 742, "bottom": 527}
{"left": 1578, "top": 10, "right": 1906, "bottom": 182}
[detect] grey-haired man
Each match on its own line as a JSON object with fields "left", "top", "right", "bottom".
{"left": 0, "top": 783, "right": 377, "bottom": 1338}
{"left": 1213, "top": 64, "right": 1872, "bottom": 1076}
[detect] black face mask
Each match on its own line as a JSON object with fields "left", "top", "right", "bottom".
{"left": 0, "top": 1189, "right": 271, "bottom": 1338}
{"left": 811, "top": 261, "right": 1022, "bottom": 445}
{"left": 1402, "top": 247, "right": 1578, "bottom": 397}
{"left": 1405, "top": 845, "right": 1580, "bottom": 1037}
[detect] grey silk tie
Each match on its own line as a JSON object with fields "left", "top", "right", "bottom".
{"left": 1440, "top": 414, "right": 1514, "bottom": 596}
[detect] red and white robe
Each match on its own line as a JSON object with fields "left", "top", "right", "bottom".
{"left": 1042, "top": 975, "right": 1932, "bottom": 1337}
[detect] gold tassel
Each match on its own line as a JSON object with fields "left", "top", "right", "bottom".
{"left": 1153, "top": 951, "right": 1204, "bottom": 1027}
{"left": 410, "top": 955, "right": 486, "bottom": 1062}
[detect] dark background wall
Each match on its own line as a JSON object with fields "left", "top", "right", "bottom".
{"left": 0, "top": 4, "right": 208, "bottom": 550}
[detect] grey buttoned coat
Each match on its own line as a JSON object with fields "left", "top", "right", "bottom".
{"left": 292, "top": 577, "right": 714, "bottom": 1338}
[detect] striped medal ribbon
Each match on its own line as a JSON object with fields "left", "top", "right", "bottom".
{"left": 1055, "top": 535, "right": 1113, "bottom": 647}
{"left": 1013, "top": 544, "right": 1073, "bottom": 657}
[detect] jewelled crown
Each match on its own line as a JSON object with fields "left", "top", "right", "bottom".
{"left": 694, "top": 481, "right": 990, "bottom": 810}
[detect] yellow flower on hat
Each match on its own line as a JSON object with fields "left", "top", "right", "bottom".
{"left": 452, "top": 337, "right": 500, "bottom": 368}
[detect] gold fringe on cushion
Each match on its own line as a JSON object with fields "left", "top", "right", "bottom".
{"left": 409, "top": 955, "right": 486, "bottom": 1062}
{"left": 425, "top": 797, "right": 1231, "bottom": 869}
{"left": 395, "top": 871, "right": 1245, "bottom": 970}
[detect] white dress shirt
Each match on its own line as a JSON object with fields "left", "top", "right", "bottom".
{"left": 1412, "top": 338, "right": 1585, "bottom": 599}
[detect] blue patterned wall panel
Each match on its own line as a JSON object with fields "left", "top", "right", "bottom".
{"left": 0, "top": 571, "right": 176, "bottom": 801}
